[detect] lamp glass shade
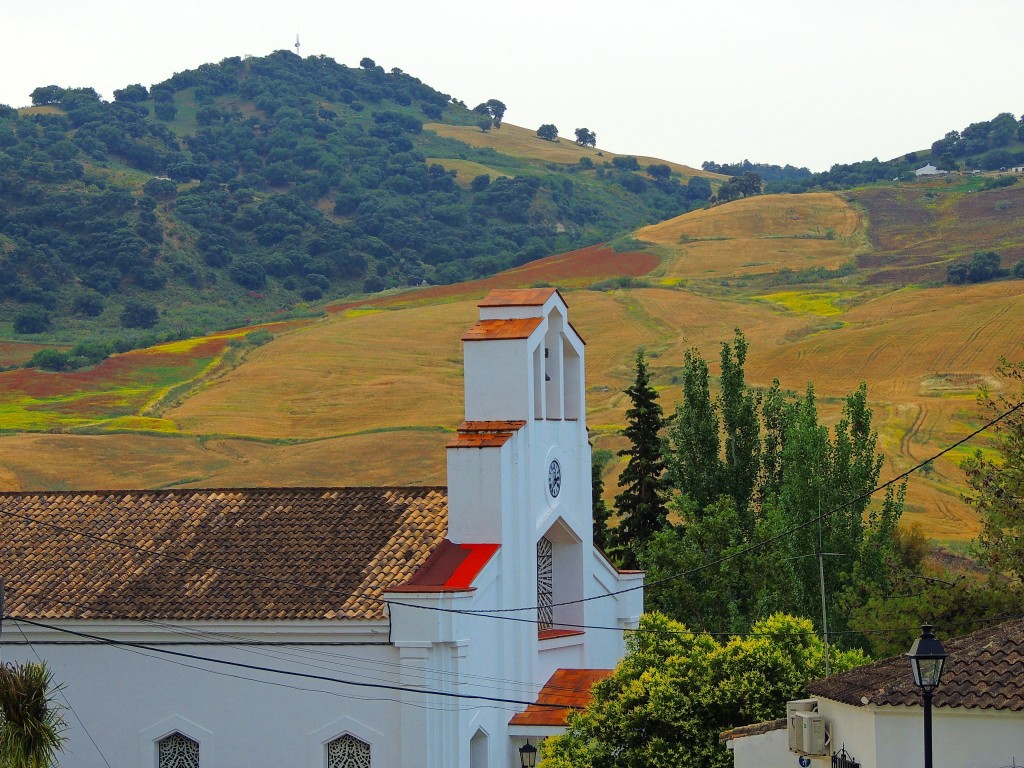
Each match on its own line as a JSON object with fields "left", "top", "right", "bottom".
{"left": 519, "top": 741, "right": 538, "bottom": 768}
{"left": 906, "top": 624, "right": 948, "bottom": 692}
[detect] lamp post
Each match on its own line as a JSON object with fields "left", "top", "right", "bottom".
{"left": 906, "top": 624, "right": 948, "bottom": 768}
{"left": 518, "top": 740, "right": 538, "bottom": 768}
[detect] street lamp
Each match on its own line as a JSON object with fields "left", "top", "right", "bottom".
{"left": 519, "top": 740, "right": 538, "bottom": 768}
{"left": 906, "top": 624, "right": 948, "bottom": 768}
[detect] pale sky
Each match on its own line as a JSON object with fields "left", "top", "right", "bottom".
{"left": 3, "top": 0, "right": 1022, "bottom": 171}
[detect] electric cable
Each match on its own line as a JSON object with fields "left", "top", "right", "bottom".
{"left": 13, "top": 621, "right": 114, "bottom": 768}
{"left": 6, "top": 616, "right": 570, "bottom": 710}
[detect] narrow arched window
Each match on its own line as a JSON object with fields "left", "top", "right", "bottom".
{"left": 158, "top": 732, "right": 200, "bottom": 768}
{"left": 537, "top": 536, "right": 554, "bottom": 632}
{"left": 327, "top": 734, "right": 371, "bottom": 768}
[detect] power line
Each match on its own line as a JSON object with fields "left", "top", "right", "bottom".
{"left": 6, "top": 617, "right": 569, "bottom": 710}
{"left": 13, "top": 621, "right": 114, "bottom": 768}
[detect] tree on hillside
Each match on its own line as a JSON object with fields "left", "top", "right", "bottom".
{"left": 29, "top": 85, "right": 64, "bottom": 106}
{"left": 537, "top": 123, "right": 559, "bottom": 141}
{"left": 0, "top": 661, "right": 67, "bottom": 768}
{"left": 964, "top": 355, "right": 1024, "bottom": 580}
{"left": 541, "top": 613, "right": 867, "bottom": 768}
{"left": 612, "top": 350, "right": 670, "bottom": 567}
{"left": 484, "top": 99, "right": 506, "bottom": 127}
{"left": 574, "top": 127, "right": 597, "bottom": 147}
{"left": 642, "top": 335, "right": 905, "bottom": 641}
{"left": 113, "top": 83, "right": 149, "bottom": 103}
{"left": 647, "top": 163, "right": 672, "bottom": 180}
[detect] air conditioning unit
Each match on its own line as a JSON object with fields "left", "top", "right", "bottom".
{"left": 787, "top": 699, "right": 817, "bottom": 752}
{"left": 787, "top": 699, "right": 830, "bottom": 756}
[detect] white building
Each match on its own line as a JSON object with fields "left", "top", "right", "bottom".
{"left": 722, "top": 619, "right": 1024, "bottom": 768}
{"left": 0, "top": 288, "right": 643, "bottom": 768}
{"left": 915, "top": 163, "right": 948, "bottom": 176}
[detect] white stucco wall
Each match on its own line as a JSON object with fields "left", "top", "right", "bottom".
{"left": 3, "top": 622, "right": 402, "bottom": 768}
{"left": 729, "top": 699, "right": 1024, "bottom": 768}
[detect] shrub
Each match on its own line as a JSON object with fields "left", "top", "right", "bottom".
{"left": 71, "top": 292, "right": 105, "bottom": 317}
{"left": 13, "top": 307, "right": 50, "bottom": 334}
{"left": 119, "top": 300, "right": 159, "bottom": 329}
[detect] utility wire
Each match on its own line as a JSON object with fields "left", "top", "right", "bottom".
{"left": 6, "top": 617, "right": 569, "bottom": 710}
{"left": 14, "top": 621, "right": 114, "bottom": 768}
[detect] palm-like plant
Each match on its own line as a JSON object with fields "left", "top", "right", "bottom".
{"left": 0, "top": 661, "right": 66, "bottom": 768}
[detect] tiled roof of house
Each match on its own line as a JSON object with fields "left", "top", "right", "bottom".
{"left": 807, "top": 619, "right": 1024, "bottom": 711}
{"left": 509, "top": 668, "right": 612, "bottom": 726}
{"left": 462, "top": 318, "right": 543, "bottom": 341}
{"left": 478, "top": 288, "right": 560, "bottom": 307}
{"left": 719, "top": 718, "right": 786, "bottom": 743}
{"left": 447, "top": 420, "right": 526, "bottom": 448}
{"left": 0, "top": 487, "right": 448, "bottom": 622}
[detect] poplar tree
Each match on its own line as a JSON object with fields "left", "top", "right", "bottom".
{"left": 668, "top": 347, "right": 722, "bottom": 513}
{"left": 613, "top": 350, "right": 670, "bottom": 567}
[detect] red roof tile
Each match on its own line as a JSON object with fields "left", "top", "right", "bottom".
{"left": 447, "top": 420, "right": 526, "bottom": 448}
{"left": 388, "top": 540, "right": 499, "bottom": 592}
{"left": 509, "top": 668, "right": 612, "bottom": 726}
{"left": 462, "top": 318, "right": 543, "bottom": 341}
{"left": 478, "top": 288, "right": 560, "bottom": 307}
{"left": 0, "top": 487, "right": 448, "bottom": 621}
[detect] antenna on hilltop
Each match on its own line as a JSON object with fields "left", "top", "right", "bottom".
{"left": 294, "top": 33, "right": 301, "bottom": 58}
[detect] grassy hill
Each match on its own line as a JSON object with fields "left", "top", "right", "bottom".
{"left": 0, "top": 52, "right": 717, "bottom": 348}
{"left": 2, "top": 177, "right": 1023, "bottom": 545}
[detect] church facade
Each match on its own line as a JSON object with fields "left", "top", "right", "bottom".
{"left": 1, "top": 288, "right": 644, "bottom": 768}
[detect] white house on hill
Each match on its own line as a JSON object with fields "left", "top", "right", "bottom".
{"left": 0, "top": 288, "right": 643, "bottom": 768}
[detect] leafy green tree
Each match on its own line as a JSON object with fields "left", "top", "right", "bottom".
{"left": 119, "top": 299, "right": 158, "bottom": 329}
{"left": 611, "top": 156, "right": 639, "bottom": 171}
{"left": 968, "top": 250, "right": 1002, "bottom": 282}
{"left": 484, "top": 99, "right": 506, "bottom": 127}
{"left": 359, "top": 57, "right": 376, "bottom": 69}
{"left": 612, "top": 350, "right": 670, "bottom": 567}
{"left": 536, "top": 124, "right": 559, "bottom": 141}
{"left": 668, "top": 348, "right": 722, "bottom": 511}
{"left": 477, "top": 117, "right": 492, "bottom": 133}
{"left": 647, "top": 163, "right": 671, "bottom": 180}
{"left": 113, "top": 83, "right": 149, "bottom": 102}
{"left": 29, "top": 86, "right": 64, "bottom": 106}
{"left": 574, "top": 127, "right": 596, "bottom": 147}
{"left": 13, "top": 307, "right": 50, "bottom": 334}
{"left": 964, "top": 356, "right": 1024, "bottom": 579}
{"left": 719, "top": 331, "right": 760, "bottom": 527}
{"left": 541, "top": 613, "right": 866, "bottom": 768}
{"left": 0, "top": 661, "right": 67, "bottom": 768}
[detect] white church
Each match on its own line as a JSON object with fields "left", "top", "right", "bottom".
{"left": 1, "top": 288, "right": 644, "bottom": 768}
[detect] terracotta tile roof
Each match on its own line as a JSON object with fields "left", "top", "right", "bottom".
{"left": 720, "top": 718, "right": 787, "bottom": 743}
{"left": 447, "top": 420, "right": 526, "bottom": 448}
{"left": 509, "top": 668, "right": 612, "bottom": 726}
{"left": 807, "top": 619, "right": 1024, "bottom": 711}
{"left": 461, "top": 317, "right": 543, "bottom": 341}
{"left": 478, "top": 288, "right": 560, "bottom": 307}
{"left": 0, "top": 487, "right": 448, "bottom": 622}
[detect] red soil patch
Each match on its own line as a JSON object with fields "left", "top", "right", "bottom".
{"left": 327, "top": 244, "right": 659, "bottom": 313}
{"left": 0, "top": 343, "right": 58, "bottom": 367}
{"left": 0, "top": 338, "right": 229, "bottom": 399}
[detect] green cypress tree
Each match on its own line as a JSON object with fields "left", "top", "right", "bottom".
{"left": 592, "top": 449, "right": 613, "bottom": 553}
{"left": 719, "top": 330, "right": 761, "bottom": 532}
{"left": 613, "top": 350, "right": 670, "bottom": 567}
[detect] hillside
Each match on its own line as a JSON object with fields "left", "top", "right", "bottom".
{"left": 0, "top": 51, "right": 716, "bottom": 346}
{"left": 2, "top": 177, "right": 1023, "bottom": 543}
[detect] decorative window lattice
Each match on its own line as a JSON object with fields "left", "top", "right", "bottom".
{"left": 158, "top": 732, "right": 200, "bottom": 768}
{"left": 327, "top": 734, "right": 371, "bottom": 768}
{"left": 537, "top": 536, "right": 554, "bottom": 632}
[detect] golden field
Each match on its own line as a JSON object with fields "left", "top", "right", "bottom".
{"left": 3, "top": 180, "right": 1023, "bottom": 543}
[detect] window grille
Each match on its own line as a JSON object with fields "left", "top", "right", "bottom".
{"left": 158, "top": 732, "right": 200, "bottom": 768}
{"left": 327, "top": 734, "right": 371, "bottom": 768}
{"left": 832, "top": 746, "right": 860, "bottom": 768}
{"left": 537, "top": 536, "right": 554, "bottom": 632}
